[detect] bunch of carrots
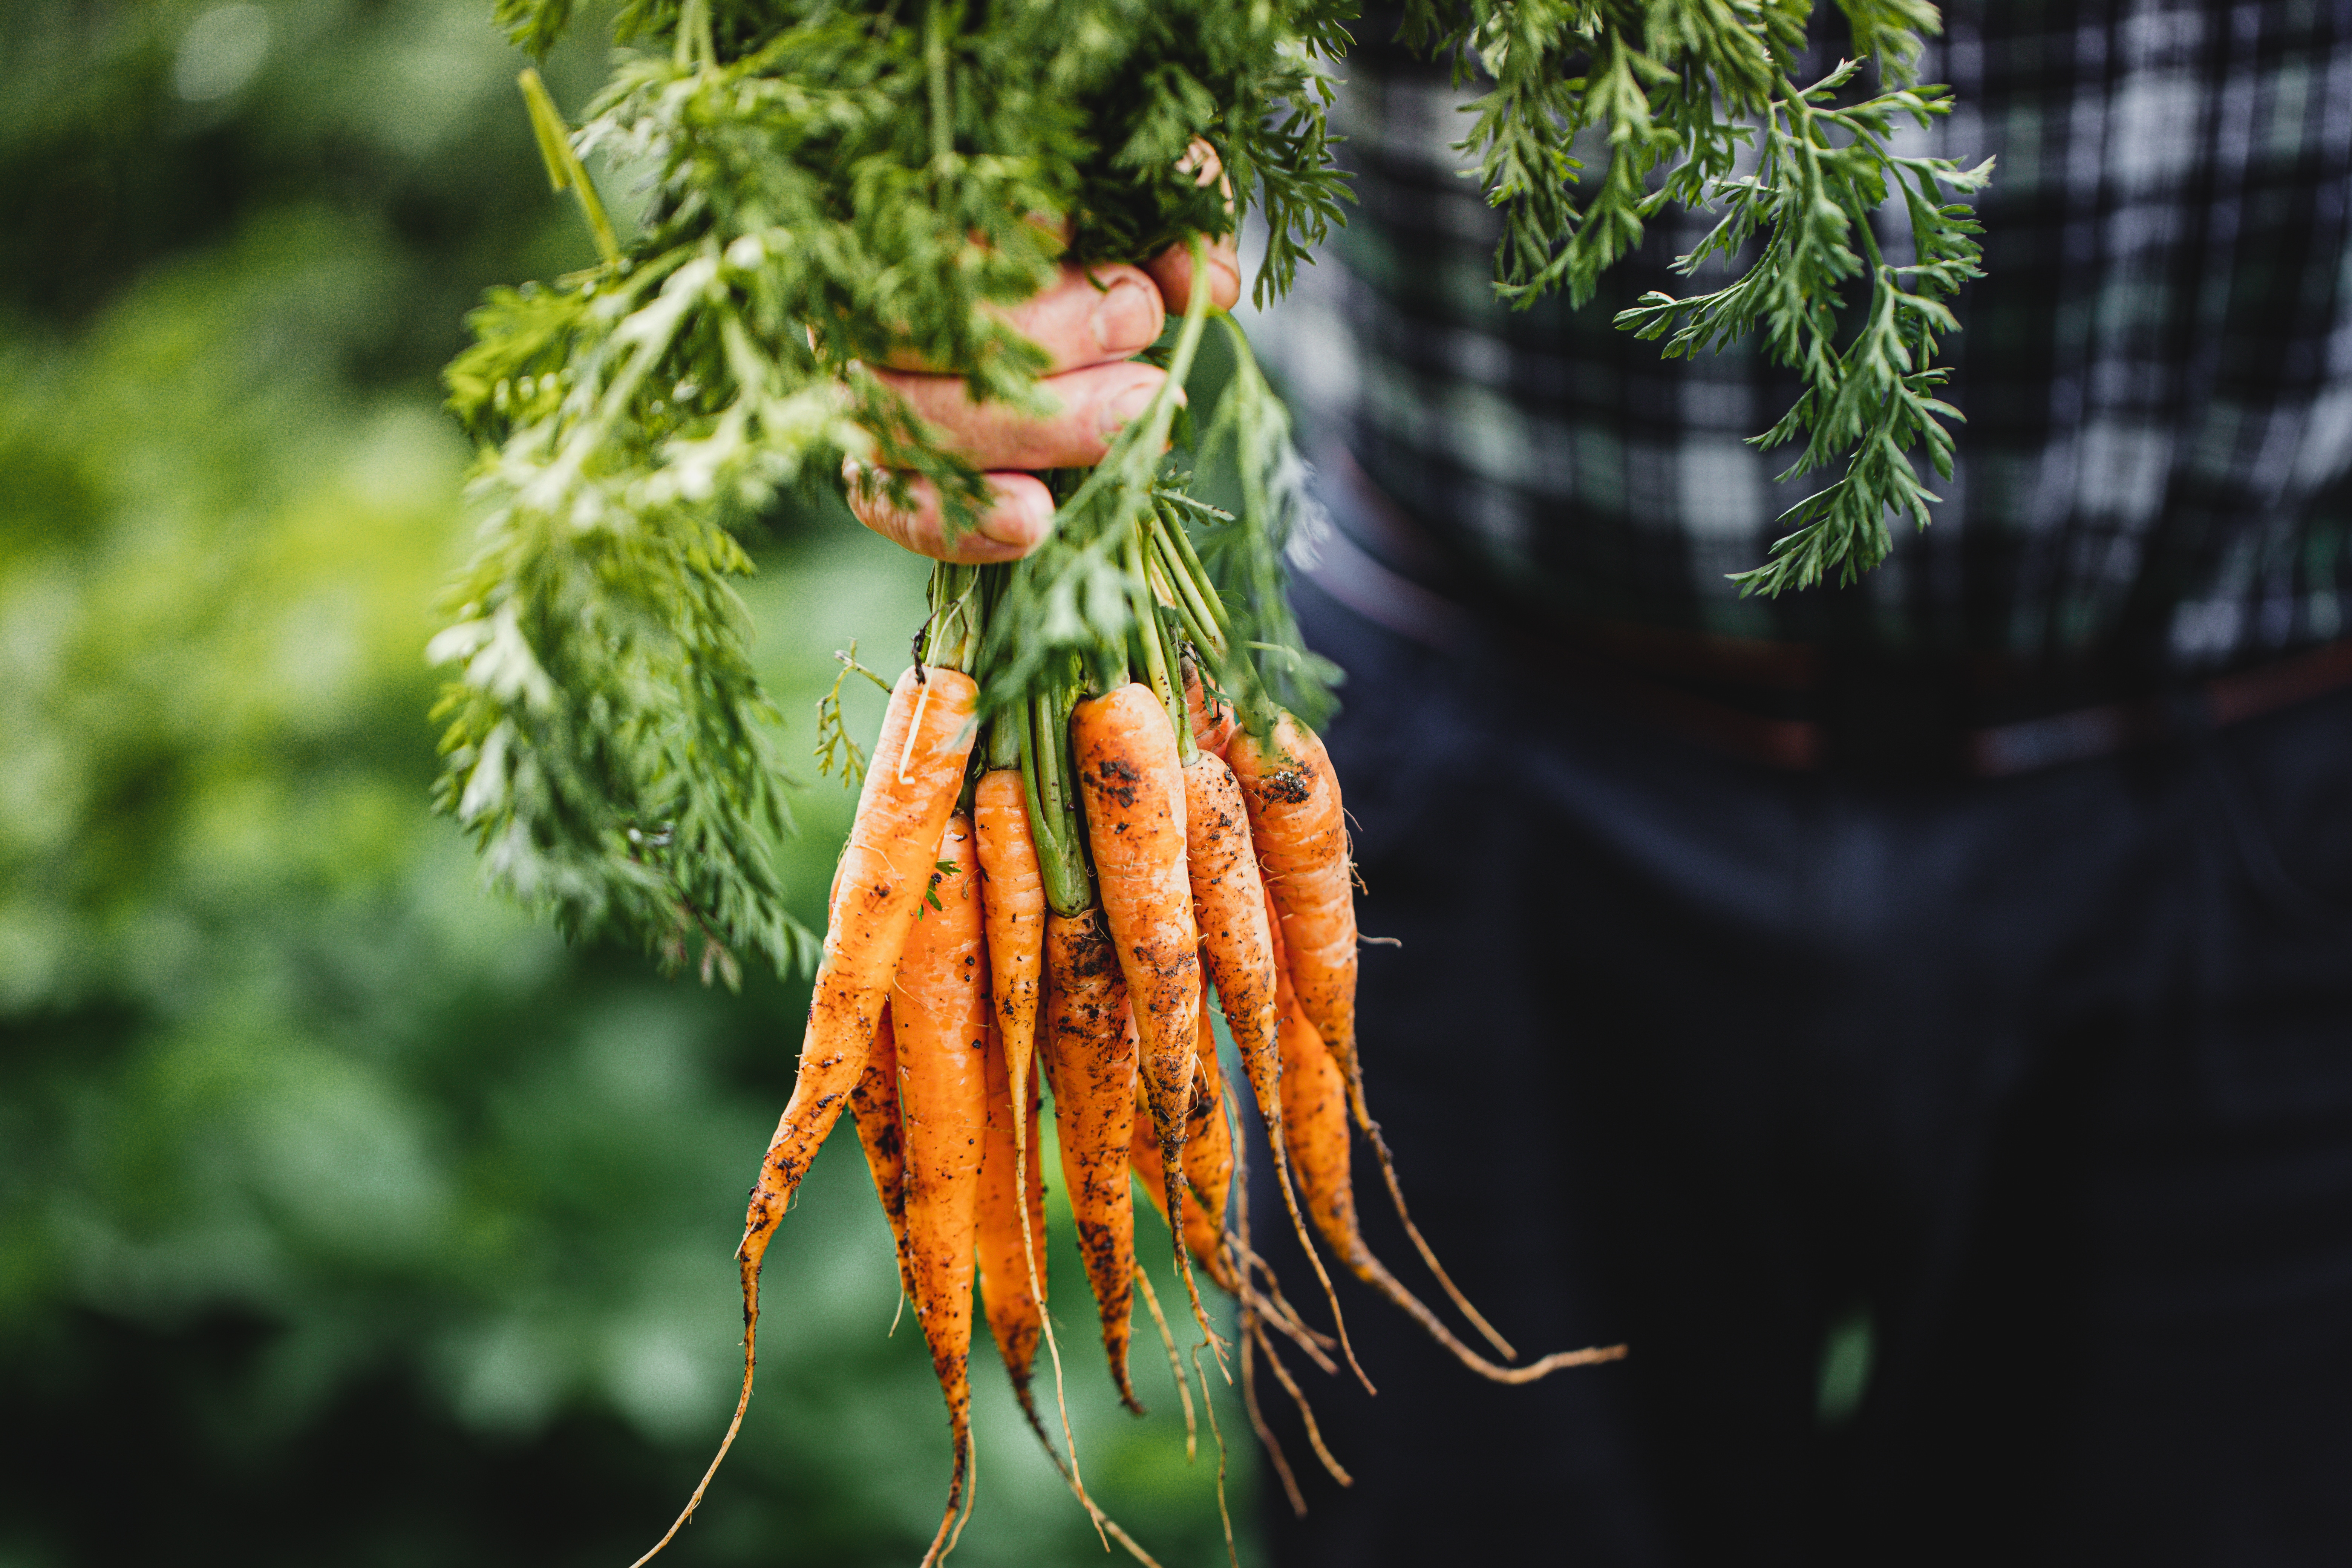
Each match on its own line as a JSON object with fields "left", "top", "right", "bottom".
{"left": 630, "top": 472, "right": 1625, "bottom": 1567}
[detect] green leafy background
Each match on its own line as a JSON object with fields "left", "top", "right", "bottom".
{"left": 0, "top": 1, "right": 1250, "bottom": 1562}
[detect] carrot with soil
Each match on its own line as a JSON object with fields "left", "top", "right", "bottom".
{"left": 1231, "top": 712, "right": 1519, "bottom": 1362}
{"left": 848, "top": 1003, "right": 917, "bottom": 1305}
{"left": 1074, "top": 678, "right": 1214, "bottom": 1342}
{"left": 976, "top": 967, "right": 1050, "bottom": 1441}
{"left": 1181, "top": 726, "right": 1363, "bottom": 1388}
{"left": 1042, "top": 906, "right": 1147, "bottom": 1412}
{"left": 629, "top": 630, "right": 977, "bottom": 1568}
{"left": 895, "top": 815, "right": 992, "bottom": 1566}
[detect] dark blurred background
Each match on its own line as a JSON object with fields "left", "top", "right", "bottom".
{"left": 0, "top": 2, "right": 1252, "bottom": 1562}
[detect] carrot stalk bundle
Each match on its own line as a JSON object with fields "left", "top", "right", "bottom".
{"left": 646, "top": 529, "right": 1626, "bottom": 1564}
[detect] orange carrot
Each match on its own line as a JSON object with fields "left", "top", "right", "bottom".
{"left": 972, "top": 766, "right": 1052, "bottom": 1395}
{"left": 896, "top": 815, "right": 991, "bottom": 1566}
{"left": 974, "top": 769, "right": 1046, "bottom": 1148}
{"left": 848, "top": 1003, "right": 917, "bottom": 1305}
{"left": 1186, "top": 747, "right": 1361, "bottom": 1385}
{"left": 1274, "top": 960, "right": 1625, "bottom": 1386}
{"left": 1178, "top": 987, "right": 1234, "bottom": 1282}
{"left": 976, "top": 996, "right": 1049, "bottom": 1439}
{"left": 1231, "top": 712, "right": 1518, "bottom": 1361}
{"left": 634, "top": 665, "right": 975, "bottom": 1568}
{"left": 1226, "top": 712, "right": 1356, "bottom": 1121}
{"left": 1042, "top": 906, "right": 1146, "bottom": 1413}
{"left": 1183, "top": 660, "right": 1238, "bottom": 758}
{"left": 1072, "top": 682, "right": 1207, "bottom": 1331}
{"left": 1129, "top": 1064, "right": 1238, "bottom": 1294}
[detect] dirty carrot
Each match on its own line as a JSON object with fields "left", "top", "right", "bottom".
{"left": 632, "top": 663, "right": 975, "bottom": 1568}
{"left": 1226, "top": 711, "right": 1356, "bottom": 1120}
{"left": 1177, "top": 996, "right": 1235, "bottom": 1289}
{"left": 972, "top": 764, "right": 1053, "bottom": 1402}
{"left": 1232, "top": 711, "right": 1518, "bottom": 1360}
{"left": 1041, "top": 906, "right": 1146, "bottom": 1413}
{"left": 848, "top": 1002, "right": 917, "bottom": 1305}
{"left": 1130, "top": 1066, "right": 1237, "bottom": 1294}
{"left": 976, "top": 997, "right": 1050, "bottom": 1442}
{"left": 896, "top": 815, "right": 992, "bottom": 1566}
{"left": 1187, "top": 746, "right": 1363, "bottom": 1387}
{"left": 1072, "top": 681, "right": 1209, "bottom": 1337}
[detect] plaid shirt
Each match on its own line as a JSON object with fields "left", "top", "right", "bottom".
{"left": 1252, "top": 0, "right": 2352, "bottom": 674}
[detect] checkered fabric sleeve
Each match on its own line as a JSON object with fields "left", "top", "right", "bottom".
{"left": 1248, "top": 0, "right": 2352, "bottom": 671}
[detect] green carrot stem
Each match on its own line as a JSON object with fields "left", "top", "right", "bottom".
{"left": 1156, "top": 492, "right": 1226, "bottom": 637}
{"left": 922, "top": 561, "right": 982, "bottom": 673}
{"left": 1125, "top": 529, "right": 1190, "bottom": 759}
{"left": 517, "top": 70, "right": 621, "bottom": 266}
{"left": 1147, "top": 516, "right": 1222, "bottom": 657}
{"left": 979, "top": 566, "right": 1023, "bottom": 769}
{"left": 1025, "top": 677, "right": 1091, "bottom": 916}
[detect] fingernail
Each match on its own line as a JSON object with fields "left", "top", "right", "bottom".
{"left": 980, "top": 487, "right": 1052, "bottom": 549}
{"left": 1090, "top": 278, "right": 1161, "bottom": 354}
{"left": 1097, "top": 378, "right": 1168, "bottom": 439}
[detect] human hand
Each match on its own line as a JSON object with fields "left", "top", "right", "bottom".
{"left": 844, "top": 166, "right": 1242, "bottom": 562}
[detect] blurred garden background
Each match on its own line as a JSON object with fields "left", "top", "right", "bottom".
{"left": 0, "top": 2, "right": 1256, "bottom": 1562}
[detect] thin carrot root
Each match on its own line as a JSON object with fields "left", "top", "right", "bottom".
{"left": 1252, "top": 1317, "right": 1354, "bottom": 1488}
{"left": 1240, "top": 1307, "right": 1307, "bottom": 1519}
{"left": 1245, "top": 879, "right": 1368, "bottom": 1391}
{"left": 1133, "top": 1261, "right": 1197, "bottom": 1461}
{"left": 625, "top": 1260, "right": 762, "bottom": 1568}
{"left": 1361, "top": 1115, "right": 1519, "bottom": 1361}
{"left": 1233, "top": 1112, "right": 1308, "bottom": 1520}
{"left": 1259, "top": 1109, "right": 1366, "bottom": 1388}
{"left": 1233, "top": 1263, "right": 1338, "bottom": 1376}
{"left": 1190, "top": 1340, "right": 1239, "bottom": 1568}
{"left": 919, "top": 1428, "right": 973, "bottom": 1568}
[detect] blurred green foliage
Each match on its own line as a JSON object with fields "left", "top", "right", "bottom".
{"left": 0, "top": 2, "right": 1252, "bottom": 1562}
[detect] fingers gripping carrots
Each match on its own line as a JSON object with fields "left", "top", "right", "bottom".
{"left": 896, "top": 817, "right": 991, "bottom": 1567}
